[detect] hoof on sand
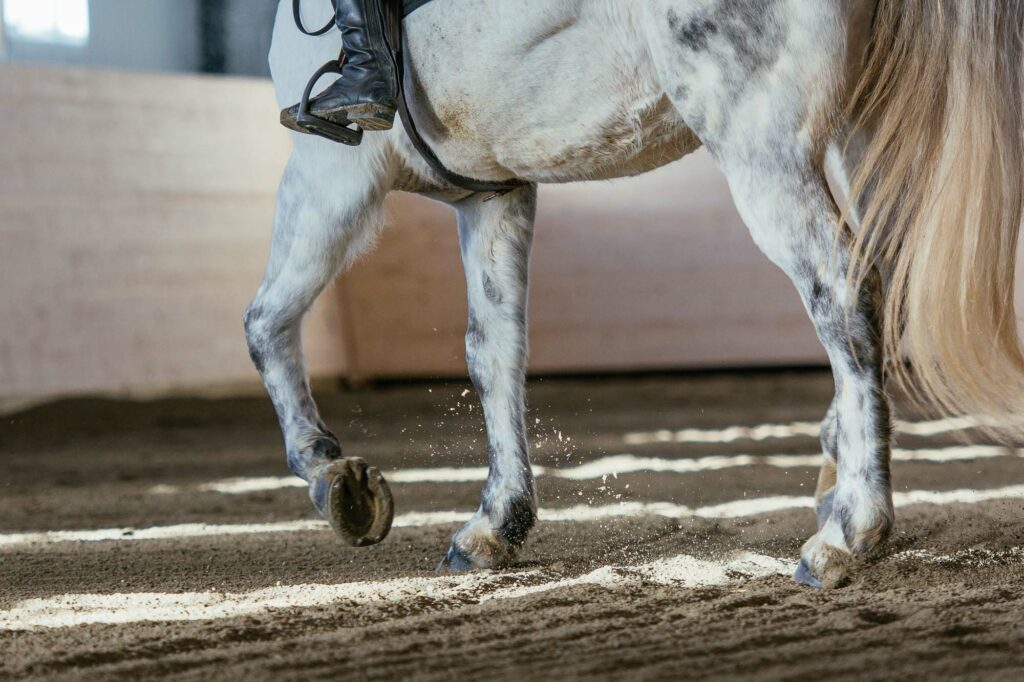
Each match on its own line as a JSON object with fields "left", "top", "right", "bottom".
{"left": 794, "top": 558, "right": 823, "bottom": 588}
{"left": 794, "top": 541, "right": 853, "bottom": 590}
{"left": 310, "top": 458, "right": 394, "bottom": 547}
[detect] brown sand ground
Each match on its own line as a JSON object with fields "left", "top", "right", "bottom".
{"left": 1, "top": 371, "right": 1023, "bottom": 680}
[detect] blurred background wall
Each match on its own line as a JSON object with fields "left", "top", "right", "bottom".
{"left": 0, "top": 0, "right": 841, "bottom": 405}
{"left": 3, "top": 0, "right": 202, "bottom": 73}
{"left": 0, "top": 0, "right": 278, "bottom": 76}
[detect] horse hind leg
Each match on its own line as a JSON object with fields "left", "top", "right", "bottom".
{"left": 813, "top": 125, "right": 902, "bottom": 538}
{"left": 651, "top": 0, "right": 893, "bottom": 587}
{"left": 244, "top": 151, "right": 394, "bottom": 546}
{"left": 732, "top": 160, "right": 892, "bottom": 590}
{"left": 437, "top": 185, "right": 539, "bottom": 572}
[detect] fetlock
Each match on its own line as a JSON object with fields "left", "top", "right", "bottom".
{"left": 286, "top": 431, "right": 342, "bottom": 480}
{"left": 437, "top": 487, "right": 538, "bottom": 574}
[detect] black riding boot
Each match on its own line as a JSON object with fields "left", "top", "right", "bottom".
{"left": 282, "top": 0, "right": 400, "bottom": 137}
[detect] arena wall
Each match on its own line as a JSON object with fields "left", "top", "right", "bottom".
{"left": 0, "top": 65, "right": 831, "bottom": 400}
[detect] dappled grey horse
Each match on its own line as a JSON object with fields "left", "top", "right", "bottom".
{"left": 245, "top": 0, "right": 1024, "bottom": 588}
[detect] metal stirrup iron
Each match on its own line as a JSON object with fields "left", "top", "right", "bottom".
{"left": 295, "top": 58, "right": 364, "bottom": 146}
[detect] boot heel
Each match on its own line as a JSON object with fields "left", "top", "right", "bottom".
{"left": 345, "top": 104, "right": 397, "bottom": 131}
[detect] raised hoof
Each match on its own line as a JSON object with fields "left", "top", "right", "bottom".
{"left": 794, "top": 558, "right": 823, "bottom": 589}
{"left": 309, "top": 458, "right": 394, "bottom": 547}
{"left": 436, "top": 544, "right": 477, "bottom": 574}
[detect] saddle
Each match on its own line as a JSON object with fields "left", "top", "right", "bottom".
{"left": 293, "top": 0, "right": 525, "bottom": 196}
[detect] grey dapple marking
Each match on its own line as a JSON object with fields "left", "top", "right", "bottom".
{"left": 247, "top": 0, "right": 1019, "bottom": 587}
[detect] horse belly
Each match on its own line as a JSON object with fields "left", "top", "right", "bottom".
{"left": 502, "top": 99, "right": 702, "bottom": 183}
{"left": 403, "top": 0, "right": 702, "bottom": 184}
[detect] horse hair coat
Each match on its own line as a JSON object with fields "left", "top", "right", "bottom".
{"left": 245, "top": 0, "right": 1024, "bottom": 588}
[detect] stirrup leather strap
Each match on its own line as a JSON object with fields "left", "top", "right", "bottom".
{"left": 292, "top": 0, "right": 335, "bottom": 36}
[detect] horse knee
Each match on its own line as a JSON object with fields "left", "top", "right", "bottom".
{"left": 243, "top": 304, "right": 268, "bottom": 372}
{"left": 243, "top": 302, "right": 297, "bottom": 374}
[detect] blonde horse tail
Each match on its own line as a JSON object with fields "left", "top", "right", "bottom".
{"left": 844, "top": 0, "right": 1024, "bottom": 433}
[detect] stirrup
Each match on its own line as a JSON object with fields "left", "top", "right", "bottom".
{"left": 295, "top": 60, "right": 365, "bottom": 146}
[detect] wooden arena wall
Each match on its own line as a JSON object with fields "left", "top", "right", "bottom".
{"left": 0, "top": 64, "right": 348, "bottom": 401}
{"left": 0, "top": 64, "right": 833, "bottom": 401}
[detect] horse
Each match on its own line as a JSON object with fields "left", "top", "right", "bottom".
{"left": 244, "top": 0, "right": 1024, "bottom": 588}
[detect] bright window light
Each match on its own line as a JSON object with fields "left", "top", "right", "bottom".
{"left": 3, "top": 0, "right": 90, "bottom": 46}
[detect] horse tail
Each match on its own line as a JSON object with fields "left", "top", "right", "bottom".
{"left": 844, "top": 0, "right": 1024, "bottom": 433}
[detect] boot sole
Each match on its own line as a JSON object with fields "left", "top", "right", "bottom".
{"left": 344, "top": 103, "right": 397, "bottom": 131}
{"left": 280, "top": 104, "right": 396, "bottom": 134}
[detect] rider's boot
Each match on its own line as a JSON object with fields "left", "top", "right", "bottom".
{"left": 281, "top": 0, "right": 400, "bottom": 136}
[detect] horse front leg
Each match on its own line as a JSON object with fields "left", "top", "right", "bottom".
{"left": 245, "top": 152, "right": 393, "bottom": 546}
{"left": 438, "top": 185, "right": 539, "bottom": 572}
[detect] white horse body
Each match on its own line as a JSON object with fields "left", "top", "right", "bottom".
{"left": 272, "top": 0, "right": 751, "bottom": 185}
{"left": 251, "top": 0, "right": 1024, "bottom": 588}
